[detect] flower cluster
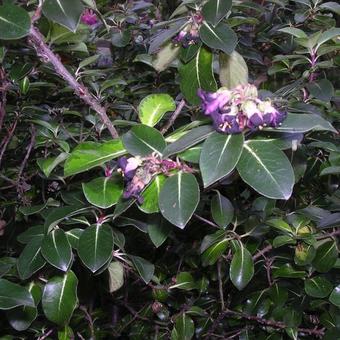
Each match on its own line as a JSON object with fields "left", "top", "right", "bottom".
{"left": 173, "top": 14, "right": 202, "bottom": 48}
{"left": 198, "top": 84, "right": 286, "bottom": 134}
{"left": 81, "top": 9, "right": 98, "bottom": 26}
{"left": 116, "top": 154, "right": 192, "bottom": 202}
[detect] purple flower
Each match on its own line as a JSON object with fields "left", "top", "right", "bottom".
{"left": 117, "top": 157, "right": 140, "bottom": 180}
{"left": 242, "top": 100, "right": 264, "bottom": 129}
{"left": 259, "top": 101, "right": 287, "bottom": 127}
{"left": 198, "top": 89, "right": 231, "bottom": 115}
{"left": 81, "top": 9, "right": 98, "bottom": 26}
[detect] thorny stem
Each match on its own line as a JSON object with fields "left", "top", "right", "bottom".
{"left": 28, "top": 27, "right": 119, "bottom": 139}
{"left": 161, "top": 99, "right": 186, "bottom": 134}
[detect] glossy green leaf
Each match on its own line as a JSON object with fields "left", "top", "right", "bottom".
{"left": 139, "top": 175, "right": 166, "bottom": 214}
{"left": 0, "top": 279, "right": 34, "bottom": 310}
{"left": 219, "top": 51, "right": 248, "bottom": 89}
{"left": 202, "top": 239, "right": 228, "bottom": 266}
{"left": 148, "top": 219, "right": 172, "bottom": 248}
{"left": 278, "top": 27, "right": 308, "bottom": 38}
{"left": 237, "top": 141, "right": 295, "bottom": 200}
{"left": 65, "top": 229, "right": 83, "bottom": 249}
{"left": 42, "top": 271, "right": 78, "bottom": 325}
{"left": 211, "top": 192, "right": 234, "bottom": 228}
{"left": 0, "top": 5, "right": 31, "bottom": 40}
{"left": 200, "top": 132, "right": 244, "bottom": 187}
{"left": 272, "top": 264, "right": 306, "bottom": 278}
{"left": 294, "top": 243, "right": 316, "bottom": 266}
{"left": 170, "top": 272, "right": 196, "bottom": 290}
{"left": 17, "top": 225, "right": 46, "bottom": 244}
{"left": 163, "top": 125, "right": 214, "bottom": 157}
{"left": 130, "top": 255, "right": 154, "bottom": 284}
{"left": 159, "top": 172, "right": 200, "bottom": 229}
{"left": 304, "top": 276, "right": 333, "bottom": 298}
{"left": 319, "top": 2, "right": 340, "bottom": 15}
{"left": 199, "top": 21, "right": 237, "bottom": 55}
{"left": 313, "top": 240, "right": 338, "bottom": 273}
{"left": 230, "top": 241, "right": 254, "bottom": 290}
{"left": 122, "top": 124, "right": 166, "bottom": 156}
{"left": 17, "top": 236, "right": 46, "bottom": 280}
{"left": 6, "top": 283, "right": 41, "bottom": 331}
{"left": 64, "top": 140, "right": 126, "bottom": 177}
{"left": 138, "top": 94, "right": 176, "bottom": 127}
{"left": 329, "top": 285, "right": 340, "bottom": 307}
{"left": 202, "top": 0, "right": 232, "bottom": 26}
{"left": 41, "top": 229, "right": 73, "bottom": 272}
{"left": 171, "top": 314, "right": 195, "bottom": 340}
{"left": 179, "top": 47, "right": 217, "bottom": 105}
{"left": 37, "top": 153, "right": 69, "bottom": 178}
{"left": 108, "top": 262, "right": 124, "bottom": 293}
{"left": 42, "top": 0, "right": 84, "bottom": 32}
{"left": 78, "top": 224, "right": 114, "bottom": 273}
{"left": 82, "top": 176, "right": 123, "bottom": 209}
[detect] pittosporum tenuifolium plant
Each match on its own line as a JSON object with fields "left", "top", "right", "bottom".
{"left": 0, "top": 0, "right": 339, "bottom": 339}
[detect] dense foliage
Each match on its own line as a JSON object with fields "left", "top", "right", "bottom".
{"left": 0, "top": 0, "right": 339, "bottom": 339}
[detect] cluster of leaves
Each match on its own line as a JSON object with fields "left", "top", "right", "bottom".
{"left": 0, "top": 0, "right": 339, "bottom": 339}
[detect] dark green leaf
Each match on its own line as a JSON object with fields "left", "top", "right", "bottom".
{"left": 64, "top": 140, "right": 126, "bottom": 177}
{"left": 199, "top": 21, "right": 237, "bottom": 55}
{"left": 111, "top": 28, "right": 131, "bottom": 47}
{"left": 163, "top": 125, "right": 214, "bottom": 157}
{"left": 313, "top": 240, "right": 338, "bottom": 273}
{"left": 41, "top": 229, "right": 73, "bottom": 272}
{"left": 179, "top": 47, "right": 217, "bottom": 105}
{"left": 170, "top": 272, "right": 196, "bottom": 290}
{"left": 42, "top": 271, "right": 78, "bottom": 325}
{"left": 78, "top": 224, "right": 114, "bottom": 273}
{"left": 139, "top": 175, "right": 166, "bottom": 214}
{"left": 273, "top": 264, "right": 306, "bottom": 278}
{"left": 230, "top": 241, "right": 254, "bottom": 290}
{"left": 306, "top": 79, "right": 334, "bottom": 101}
{"left": 130, "top": 255, "right": 154, "bottom": 284}
{"left": 200, "top": 132, "right": 244, "bottom": 187}
{"left": 82, "top": 176, "right": 123, "bottom": 209}
{"left": 202, "top": 239, "right": 228, "bottom": 266}
{"left": 329, "top": 285, "right": 340, "bottom": 307}
{"left": 148, "top": 219, "right": 171, "bottom": 248}
{"left": 42, "top": 0, "right": 84, "bottom": 32}
{"left": 17, "top": 236, "right": 46, "bottom": 280}
{"left": 237, "top": 141, "right": 295, "bottom": 200}
{"left": 159, "top": 172, "right": 200, "bottom": 229}
{"left": 202, "top": 0, "right": 232, "bottom": 26}
{"left": 17, "top": 225, "right": 46, "bottom": 244}
{"left": 0, "top": 279, "right": 34, "bottom": 310}
{"left": 37, "top": 153, "right": 69, "bottom": 178}
{"left": 171, "top": 314, "right": 195, "bottom": 340}
{"left": 122, "top": 124, "right": 166, "bottom": 156}
{"left": 304, "top": 276, "right": 333, "bottom": 298}
{"left": 211, "top": 192, "right": 234, "bottom": 228}
{"left": 0, "top": 5, "right": 31, "bottom": 40}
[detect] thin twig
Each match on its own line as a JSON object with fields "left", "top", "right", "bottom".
{"left": 0, "top": 118, "right": 18, "bottom": 169}
{"left": 28, "top": 27, "right": 119, "bottom": 139}
{"left": 194, "top": 213, "right": 219, "bottom": 229}
{"left": 161, "top": 99, "right": 186, "bottom": 134}
{"left": 316, "top": 228, "right": 340, "bottom": 240}
{"left": 253, "top": 244, "right": 273, "bottom": 261}
{"left": 80, "top": 305, "right": 95, "bottom": 339}
{"left": 0, "top": 67, "right": 9, "bottom": 133}
{"left": 217, "top": 259, "right": 225, "bottom": 310}
{"left": 17, "top": 125, "right": 36, "bottom": 185}
{"left": 38, "top": 329, "right": 53, "bottom": 340}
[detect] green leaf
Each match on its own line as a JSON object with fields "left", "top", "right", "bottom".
{"left": 179, "top": 145, "right": 202, "bottom": 163}
{"left": 170, "top": 272, "right": 196, "bottom": 290}
{"left": 82, "top": 176, "right": 123, "bottom": 209}
{"left": 122, "top": 124, "right": 166, "bottom": 156}
{"left": 152, "top": 43, "right": 180, "bottom": 72}
{"left": 44, "top": 205, "right": 89, "bottom": 232}
{"left": 316, "top": 27, "right": 340, "bottom": 48}
{"left": 42, "top": 271, "right": 78, "bottom": 325}
{"left": 278, "top": 27, "right": 308, "bottom": 38}
{"left": 78, "top": 224, "right": 114, "bottom": 273}
{"left": 329, "top": 285, "right": 340, "bottom": 307}
{"left": 6, "top": 283, "right": 41, "bottom": 331}
{"left": 179, "top": 47, "right": 217, "bottom": 105}
{"left": 65, "top": 229, "right": 83, "bottom": 249}
{"left": 130, "top": 255, "right": 154, "bottom": 284}
{"left": 294, "top": 243, "right": 316, "bottom": 266}
{"left": 202, "top": 239, "right": 228, "bottom": 266}
{"left": 108, "top": 262, "right": 124, "bottom": 293}
{"left": 211, "top": 192, "right": 234, "bottom": 228}
{"left": 219, "top": 51, "right": 248, "bottom": 89}
{"left": 0, "top": 279, "right": 34, "bottom": 310}
{"left": 202, "top": 0, "right": 232, "bottom": 26}
{"left": 313, "top": 240, "right": 338, "bottom": 273}
{"left": 111, "top": 28, "right": 131, "bottom": 47}
{"left": 304, "top": 276, "right": 333, "bottom": 298}
{"left": 306, "top": 79, "right": 334, "bottom": 101}
{"left": 41, "top": 229, "right": 73, "bottom": 272}
{"left": 320, "top": 166, "right": 340, "bottom": 176}
{"left": 171, "top": 314, "right": 195, "bottom": 340}
{"left": 237, "top": 141, "right": 295, "bottom": 200}
{"left": 64, "top": 140, "right": 126, "bottom": 177}
{"left": 138, "top": 94, "right": 176, "bottom": 127}
{"left": 200, "top": 132, "right": 244, "bottom": 187}
{"left": 0, "top": 5, "right": 31, "bottom": 40}
{"left": 230, "top": 241, "right": 254, "bottom": 290}
{"left": 42, "top": 0, "right": 84, "bottom": 32}
{"left": 163, "top": 125, "right": 214, "bottom": 157}
{"left": 319, "top": 2, "right": 340, "bottom": 15}
{"left": 148, "top": 219, "right": 171, "bottom": 248}
{"left": 139, "top": 175, "right": 166, "bottom": 214}
{"left": 159, "top": 172, "right": 200, "bottom": 229}
{"left": 199, "top": 21, "right": 237, "bottom": 55}
{"left": 17, "top": 225, "right": 46, "bottom": 243}
{"left": 37, "top": 153, "right": 69, "bottom": 178}
{"left": 180, "top": 43, "right": 201, "bottom": 63}
{"left": 272, "top": 264, "right": 306, "bottom": 278}
{"left": 17, "top": 236, "right": 46, "bottom": 280}
{"left": 267, "top": 113, "right": 336, "bottom": 134}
